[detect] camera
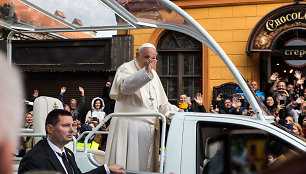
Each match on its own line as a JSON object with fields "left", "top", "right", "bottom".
{"left": 247, "top": 110, "right": 254, "bottom": 116}
{"left": 73, "top": 113, "right": 79, "bottom": 121}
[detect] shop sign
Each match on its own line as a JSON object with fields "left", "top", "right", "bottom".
{"left": 266, "top": 12, "right": 306, "bottom": 32}
{"left": 247, "top": 4, "right": 306, "bottom": 52}
{"left": 282, "top": 46, "right": 306, "bottom": 67}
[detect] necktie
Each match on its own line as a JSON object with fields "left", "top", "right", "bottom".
{"left": 58, "top": 152, "right": 74, "bottom": 174}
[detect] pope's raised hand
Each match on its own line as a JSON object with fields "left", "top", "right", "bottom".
{"left": 145, "top": 57, "right": 157, "bottom": 75}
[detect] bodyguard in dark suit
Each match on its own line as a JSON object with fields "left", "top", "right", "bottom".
{"left": 18, "top": 109, "right": 125, "bottom": 174}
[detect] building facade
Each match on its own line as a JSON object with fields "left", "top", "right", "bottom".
{"left": 121, "top": 0, "right": 305, "bottom": 109}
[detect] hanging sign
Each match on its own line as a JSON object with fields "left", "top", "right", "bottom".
{"left": 282, "top": 45, "right": 306, "bottom": 67}
{"left": 247, "top": 4, "right": 306, "bottom": 52}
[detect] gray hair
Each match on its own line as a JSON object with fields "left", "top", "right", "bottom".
{"left": 138, "top": 43, "right": 156, "bottom": 53}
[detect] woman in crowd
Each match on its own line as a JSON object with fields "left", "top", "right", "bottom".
{"left": 85, "top": 97, "right": 106, "bottom": 123}
{"left": 286, "top": 97, "right": 305, "bottom": 126}
{"left": 25, "top": 111, "right": 33, "bottom": 129}
{"left": 292, "top": 122, "right": 304, "bottom": 137}
{"left": 17, "top": 111, "right": 34, "bottom": 157}
{"left": 285, "top": 115, "right": 294, "bottom": 125}
{"left": 178, "top": 94, "right": 191, "bottom": 112}
{"left": 265, "top": 96, "right": 277, "bottom": 115}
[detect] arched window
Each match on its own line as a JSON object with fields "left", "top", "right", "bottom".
{"left": 157, "top": 30, "right": 202, "bottom": 104}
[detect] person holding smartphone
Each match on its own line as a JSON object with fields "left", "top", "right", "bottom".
{"left": 85, "top": 97, "right": 106, "bottom": 123}
{"left": 271, "top": 80, "right": 293, "bottom": 124}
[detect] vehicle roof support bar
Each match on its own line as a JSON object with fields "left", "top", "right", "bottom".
{"left": 160, "top": 0, "right": 266, "bottom": 121}
{"left": 7, "top": 30, "right": 16, "bottom": 66}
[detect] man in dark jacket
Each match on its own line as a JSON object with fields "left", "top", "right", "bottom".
{"left": 18, "top": 109, "right": 124, "bottom": 174}
{"left": 219, "top": 98, "right": 243, "bottom": 115}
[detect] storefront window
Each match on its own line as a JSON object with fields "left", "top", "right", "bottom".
{"left": 157, "top": 31, "right": 202, "bottom": 104}
{"left": 270, "top": 29, "right": 306, "bottom": 85}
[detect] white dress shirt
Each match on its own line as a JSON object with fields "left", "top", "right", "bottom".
{"left": 47, "top": 139, "right": 111, "bottom": 174}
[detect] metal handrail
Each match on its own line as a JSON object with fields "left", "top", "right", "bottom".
{"left": 19, "top": 128, "right": 34, "bottom": 133}
{"left": 73, "top": 131, "right": 108, "bottom": 153}
{"left": 83, "top": 112, "right": 167, "bottom": 173}
{"left": 19, "top": 133, "right": 46, "bottom": 137}
{"left": 76, "top": 131, "right": 109, "bottom": 142}
{"left": 19, "top": 132, "right": 78, "bottom": 154}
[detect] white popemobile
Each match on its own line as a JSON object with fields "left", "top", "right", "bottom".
{"left": 4, "top": 0, "right": 305, "bottom": 174}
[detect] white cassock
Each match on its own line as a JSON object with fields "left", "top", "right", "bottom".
{"left": 104, "top": 59, "right": 179, "bottom": 172}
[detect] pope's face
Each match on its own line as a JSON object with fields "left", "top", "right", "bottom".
{"left": 136, "top": 47, "right": 158, "bottom": 69}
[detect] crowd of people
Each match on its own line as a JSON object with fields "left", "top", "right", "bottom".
{"left": 175, "top": 70, "right": 305, "bottom": 139}
{"left": 14, "top": 43, "right": 305, "bottom": 173}
{"left": 19, "top": 82, "right": 115, "bottom": 157}
{"left": 201, "top": 70, "right": 305, "bottom": 138}
{"left": 21, "top": 69, "right": 305, "bottom": 159}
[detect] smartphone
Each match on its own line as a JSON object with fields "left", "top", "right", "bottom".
{"left": 279, "top": 100, "right": 285, "bottom": 105}
{"left": 232, "top": 94, "right": 241, "bottom": 98}
{"left": 284, "top": 123, "right": 293, "bottom": 130}
{"left": 186, "top": 97, "right": 191, "bottom": 103}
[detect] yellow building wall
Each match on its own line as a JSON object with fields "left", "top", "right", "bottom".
{"left": 120, "top": 2, "right": 291, "bottom": 108}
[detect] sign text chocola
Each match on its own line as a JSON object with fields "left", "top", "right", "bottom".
{"left": 247, "top": 3, "right": 306, "bottom": 52}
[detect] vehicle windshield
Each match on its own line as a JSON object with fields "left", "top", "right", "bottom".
{"left": 3, "top": 0, "right": 271, "bottom": 119}
{"left": 3, "top": 0, "right": 201, "bottom": 37}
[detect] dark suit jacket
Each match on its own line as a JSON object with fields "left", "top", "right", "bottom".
{"left": 18, "top": 139, "right": 107, "bottom": 174}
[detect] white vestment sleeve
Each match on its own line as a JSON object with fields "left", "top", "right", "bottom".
{"left": 159, "top": 102, "right": 180, "bottom": 115}
{"left": 120, "top": 68, "right": 153, "bottom": 95}
{"left": 286, "top": 102, "right": 299, "bottom": 123}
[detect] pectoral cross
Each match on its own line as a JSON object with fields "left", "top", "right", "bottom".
{"left": 149, "top": 97, "right": 154, "bottom": 101}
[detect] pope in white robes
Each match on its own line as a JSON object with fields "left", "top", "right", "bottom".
{"left": 104, "top": 43, "right": 180, "bottom": 172}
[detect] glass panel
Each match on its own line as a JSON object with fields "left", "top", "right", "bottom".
{"left": 0, "top": 2, "right": 17, "bottom": 23}
{"left": 0, "top": 0, "right": 131, "bottom": 36}
{"left": 160, "top": 53, "right": 177, "bottom": 75}
{"left": 1, "top": 0, "right": 68, "bottom": 29}
{"left": 26, "top": 0, "right": 128, "bottom": 27}
{"left": 116, "top": 0, "right": 184, "bottom": 24}
{"left": 173, "top": 32, "right": 202, "bottom": 49}
{"left": 159, "top": 31, "right": 202, "bottom": 50}
{"left": 115, "top": 0, "right": 202, "bottom": 37}
{"left": 183, "top": 78, "right": 201, "bottom": 100}
{"left": 161, "top": 78, "right": 177, "bottom": 100}
{"left": 184, "top": 53, "right": 202, "bottom": 75}
{"left": 159, "top": 32, "right": 178, "bottom": 49}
